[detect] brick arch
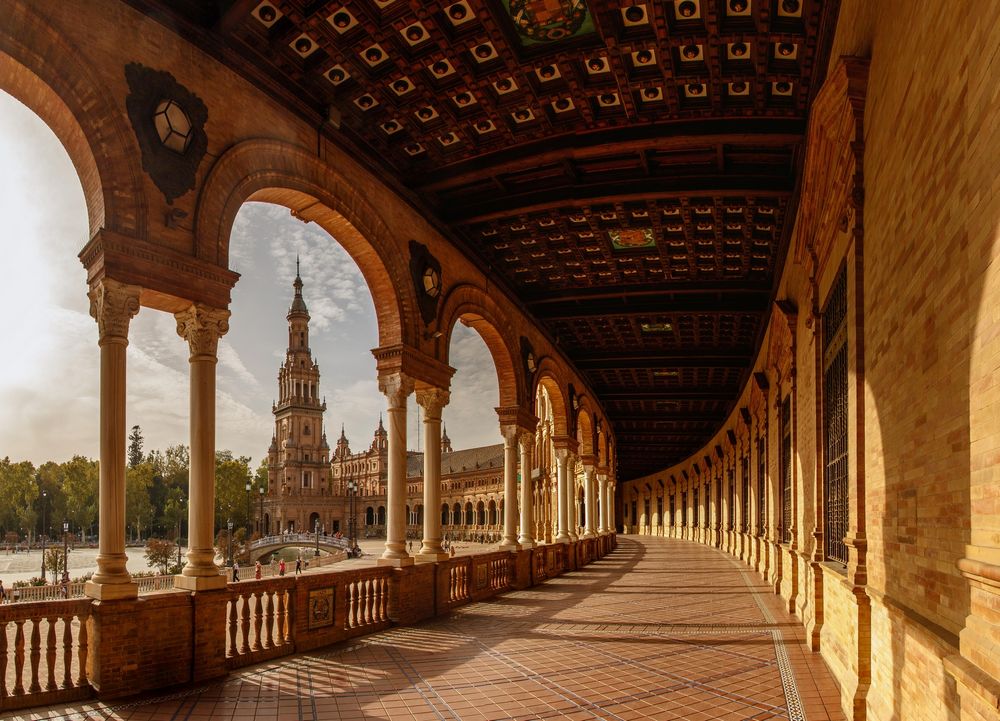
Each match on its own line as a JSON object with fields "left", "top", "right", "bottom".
{"left": 437, "top": 283, "right": 521, "bottom": 407}
{"left": 1, "top": 1, "right": 147, "bottom": 241}
{"left": 534, "top": 361, "right": 568, "bottom": 437}
{"left": 575, "top": 405, "right": 596, "bottom": 458}
{"left": 194, "top": 139, "right": 414, "bottom": 346}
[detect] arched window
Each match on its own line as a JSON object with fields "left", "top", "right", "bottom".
{"left": 476, "top": 501, "right": 486, "bottom": 526}
{"left": 441, "top": 504, "right": 450, "bottom": 526}
{"left": 365, "top": 507, "right": 375, "bottom": 525}
{"left": 377, "top": 506, "right": 386, "bottom": 525}
{"left": 453, "top": 503, "right": 462, "bottom": 525}
{"left": 464, "top": 502, "right": 474, "bottom": 525}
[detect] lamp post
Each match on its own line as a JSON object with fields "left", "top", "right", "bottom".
{"left": 63, "top": 521, "right": 69, "bottom": 582}
{"left": 347, "top": 477, "right": 358, "bottom": 556}
{"left": 245, "top": 480, "right": 252, "bottom": 539}
{"left": 258, "top": 486, "right": 265, "bottom": 536}
{"left": 175, "top": 497, "right": 186, "bottom": 570}
{"left": 40, "top": 487, "right": 47, "bottom": 581}
{"left": 314, "top": 519, "right": 320, "bottom": 557}
{"left": 226, "top": 519, "right": 233, "bottom": 566}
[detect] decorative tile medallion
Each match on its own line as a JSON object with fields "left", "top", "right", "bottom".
{"left": 308, "top": 586, "right": 334, "bottom": 629}
{"left": 503, "top": 0, "right": 595, "bottom": 46}
{"left": 609, "top": 227, "right": 656, "bottom": 250}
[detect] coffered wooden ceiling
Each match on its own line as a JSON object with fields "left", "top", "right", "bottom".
{"left": 131, "top": 0, "right": 840, "bottom": 479}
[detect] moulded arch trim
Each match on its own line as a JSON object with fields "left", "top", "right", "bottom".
{"left": 438, "top": 283, "right": 521, "bottom": 407}
{"left": 1, "top": 1, "right": 147, "bottom": 241}
{"left": 194, "top": 138, "right": 416, "bottom": 346}
{"left": 576, "top": 406, "right": 596, "bottom": 458}
{"left": 533, "top": 359, "right": 569, "bottom": 437}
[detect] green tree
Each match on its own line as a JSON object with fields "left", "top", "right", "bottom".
{"left": 215, "top": 453, "right": 253, "bottom": 533}
{"left": 61, "top": 456, "right": 99, "bottom": 534}
{"left": 128, "top": 425, "right": 144, "bottom": 468}
{"left": 44, "top": 547, "right": 65, "bottom": 581}
{"left": 126, "top": 462, "right": 156, "bottom": 541}
{"left": 162, "top": 488, "right": 186, "bottom": 540}
{"left": 144, "top": 538, "right": 176, "bottom": 574}
{"left": 0, "top": 457, "right": 37, "bottom": 537}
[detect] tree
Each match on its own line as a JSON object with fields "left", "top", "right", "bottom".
{"left": 215, "top": 453, "right": 253, "bottom": 532}
{"left": 61, "top": 456, "right": 99, "bottom": 534}
{"left": 128, "top": 425, "right": 144, "bottom": 468}
{"left": 44, "top": 547, "right": 65, "bottom": 581}
{"left": 126, "top": 462, "right": 156, "bottom": 541}
{"left": 0, "top": 457, "right": 37, "bottom": 537}
{"left": 144, "top": 538, "right": 176, "bottom": 574}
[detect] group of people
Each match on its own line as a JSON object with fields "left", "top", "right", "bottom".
{"left": 230, "top": 555, "right": 308, "bottom": 582}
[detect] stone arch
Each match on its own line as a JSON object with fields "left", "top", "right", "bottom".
{"left": 1, "top": 1, "right": 147, "bottom": 241}
{"left": 438, "top": 283, "right": 521, "bottom": 407}
{"left": 575, "top": 406, "right": 596, "bottom": 458}
{"left": 194, "top": 139, "right": 414, "bottom": 346}
{"left": 533, "top": 361, "right": 569, "bottom": 437}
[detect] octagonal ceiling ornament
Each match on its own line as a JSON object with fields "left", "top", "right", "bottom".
{"left": 503, "top": 0, "right": 596, "bottom": 48}
{"left": 409, "top": 240, "right": 443, "bottom": 326}
{"left": 124, "top": 63, "right": 208, "bottom": 204}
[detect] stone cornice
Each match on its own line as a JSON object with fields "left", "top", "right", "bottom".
{"left": 80, "top": 228, "right": 240, "bottom": 312}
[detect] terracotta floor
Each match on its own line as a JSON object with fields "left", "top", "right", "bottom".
{"left": 14, "top": 537, "right": 845, "bottom": 721}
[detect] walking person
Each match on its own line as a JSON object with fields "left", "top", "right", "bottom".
{"left": 232, "top": 560, "right": 239, "bottom": 582}
{"left": 295, "top": 557, "right": 302, "bottom": 575}
{"left": 0, "top": 579, "right": 7, "bottom": 604}
{"left": 254, "top": 560, "right": 262, "bottom": 580}
{"left": 278, "top": 558, "right": 286, "bottom": 576}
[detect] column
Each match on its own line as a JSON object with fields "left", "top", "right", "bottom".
{"left": 567, "top": 455, "right": 579, "bottom": 541}
{"left": 597, "top": 473, "right": 608, "bottom": 534}
{"left": 85, "top": 279, "right": 141, "bottom": 601}
{"left": 416, "top": 387, "right": 449, "bottom": 562}
{"left": 518, "top": 431, "right": 535, "bottom": 548}
{"left": 555, "top": 448, "right": 570, "bottom": 543}
{"left": 606, "top": 481, "right": 615, "bottom": 533}
{"left": 499, "top": 425, "right": 520, "bottom": 550}
{"left": 379, "top": 371, "right": 414, "bottom": 566}
{"left": 175, "top": 304, "right": 230, "bottom": 591}
{"left": 583, "top": 466, "right": 596, "bottom": 538}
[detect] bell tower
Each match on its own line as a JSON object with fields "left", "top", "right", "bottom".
{"left": 266, "top": 258, "right": 330, "bottom": 532}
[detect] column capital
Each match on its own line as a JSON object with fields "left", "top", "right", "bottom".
{"left": 175, "top": 304, "right": 230, "bottom": 360}
{"left": 379, "top": 371, "right": 415, "bottom": 407}
{"left": 554, "top": 446, "right": 569, "bottom": 463}
{"left": 495, "top": 405, "right": 538, "bottom": 432}
{"left": 89, "top": 278, "right": 141, "bottom": 344}
{"left": 500, "top": 424, "right": 521, "bottom": 444}
{"left": 415, "top": 386, "right": 450, "bottom": 417}
{"left": 518, "top": 429, "right": 536, "bottom": 447}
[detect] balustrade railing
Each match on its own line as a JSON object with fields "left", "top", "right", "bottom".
{"left": 0, "top": 599, "right": 92, "bottom": 710}
{"left": 344, "top": 568, "right": 391, "bottom": 633}
{"left": 225, "top": 577, "right": 295, "bottom": 668}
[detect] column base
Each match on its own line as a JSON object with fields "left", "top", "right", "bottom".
{"left": 582, "top": 531, "right": 596, "bottom": 539}
{"left": 415, "top": 552, "right": 450, "bottom": 563}
{"left": 555, "top": 534, "right": 570, "bottom": 544}
{"left": 378, "top": 556, "right": 415, "bottom": 567}
{"left": 85, "top": 579, "right": 138, "bottom": 601}
{"left": 499, "top": 539, "right": 521, "bottom": 551}
{"left": 174, "top": 573, "right": 227, "bottom": 591}
{"left": 518, "top": 538, "right": 535, "bottom": 549}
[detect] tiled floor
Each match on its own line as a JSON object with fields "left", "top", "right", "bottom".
{"left": 15, "top": 537, "right": 845, "bottom": 721}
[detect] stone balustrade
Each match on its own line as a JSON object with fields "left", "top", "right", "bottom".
{"left": 0, "top": 536, "right": 616, "bottom": 712}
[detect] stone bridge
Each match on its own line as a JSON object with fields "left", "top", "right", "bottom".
{"left": 247, "top": 533, "right": 350, "bottom": 562}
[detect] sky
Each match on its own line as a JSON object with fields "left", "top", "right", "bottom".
{"left": 0, "top": 90, "right": 501, "bottom": 467}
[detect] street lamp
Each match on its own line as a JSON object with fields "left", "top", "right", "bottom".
{"left": 258, "top": 486, "right": 265, "bottom": 536}
{"left": 347, "top": 476, "right": 358, "bottom": 556}
{"left": 40, "top": 487, "right": 47, "bottom": 581}
{"left": 226, "top": 519, "right": 234, "bottom": 566}
{"left": 314, "top": 519, "right": 320, "bottom": 557}
{"left": 245, "top": 480, "right": 252, "bottom": 539}
{"left": 63, "top": 521, "right": 69, "bottom": 582}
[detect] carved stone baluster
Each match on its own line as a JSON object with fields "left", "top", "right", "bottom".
{"left": 0, "top": 620, "right": 8, "bottom": 698}
{"left": 62, "top": 616, "right": 73, "bottom": 688}
{"left": 252, "top": 592, "right": 263, "bottom": 651}
{"left": 277, "top": 591, "right": 287, "bottom": 645}
{"left": 76, "top": 614, "right": 88, "bottom": 687}
{"left": 12, "top": 620, "right": 25, "bottom": 696}
{"left": 263, "top": 591, "right": 275, "bottom": 649}
{"left": 240, "top": 595, "right": 251, "bottom": 655}
{"left": 29, "top": 618, "right": 42, "bottom": 693}
{"left": 351, "top": 581, "right": 360, "bottom": 627}
{"left": 46, "top": 616, "right": 57, "bottom": 691}
{"left": 227, "top": 599, "right": 238, "bottom": 657}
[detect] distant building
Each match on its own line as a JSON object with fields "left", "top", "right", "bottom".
{"left": 261, "top": 267, "right": 505, "bottom": 542}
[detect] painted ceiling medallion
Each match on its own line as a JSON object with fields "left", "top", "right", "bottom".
{"left": 609, "top": 228, "right": 656, "bottom": 250}
{"left": 504, "top": 0, "right": 596, "bottom": 46}
{"left": 124, "top": 63, "right": 208, "bottom": 204}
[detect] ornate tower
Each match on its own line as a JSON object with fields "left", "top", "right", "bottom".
{"left": 266, "top": 259, "right": 330, "bottom": 532}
